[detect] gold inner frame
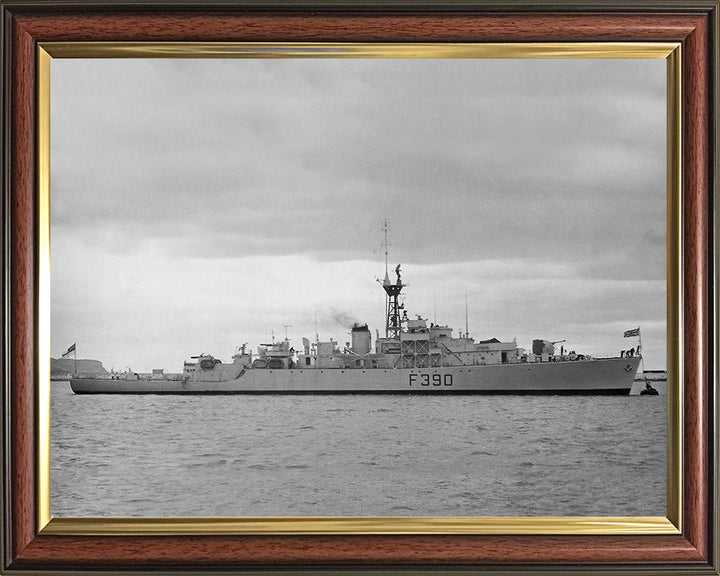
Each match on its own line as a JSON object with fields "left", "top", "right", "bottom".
{"left": 36, "top": 41, "right": 683, "bottom": 536}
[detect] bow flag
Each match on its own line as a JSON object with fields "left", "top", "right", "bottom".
{"left": 61, "top": 343, "right": 76, "bottom": 357}
{"left": 623, "top": 328, "right": 640, "bottom": 338}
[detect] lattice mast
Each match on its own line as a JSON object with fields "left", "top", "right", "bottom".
{"left": 380, "top": 221, "right": 405, "bottom": 338}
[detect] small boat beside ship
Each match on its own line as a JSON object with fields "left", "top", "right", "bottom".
{"left": 634, "top": 369, "right": 666, "bottom": 395}
{"left": 71, "top": 259, "right": 642, "bottom": 395}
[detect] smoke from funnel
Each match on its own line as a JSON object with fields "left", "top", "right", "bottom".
{"left": 330, "top": 307, "right": 360, "bottom": 329}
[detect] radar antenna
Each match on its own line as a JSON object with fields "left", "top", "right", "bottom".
{"left": 383, "top": 264, "right": 404, "bottom": 338}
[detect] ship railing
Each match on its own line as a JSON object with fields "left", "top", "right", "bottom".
{"left": 533, "top": 352, "right": 625, "bottom": 362}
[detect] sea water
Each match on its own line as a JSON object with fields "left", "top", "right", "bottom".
{"left": 50, "top": 382, "right": 666, "bottom": 517}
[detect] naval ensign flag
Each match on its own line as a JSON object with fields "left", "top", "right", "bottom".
{"left": 62, "top": 343, "right": 77, "bottom": 376}
{"left": 623, "top": 327, "right": 640, "bottom": 338}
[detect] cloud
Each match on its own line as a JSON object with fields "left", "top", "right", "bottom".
{"left": 50, "top": 57, "right": 668, "bottom": 370}
{"left": 51, "top": 58, "right": 665, "bottom": 264}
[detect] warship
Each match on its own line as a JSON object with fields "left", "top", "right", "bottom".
{"left": 71, "top": 253, "right": 641, "bottom": 395}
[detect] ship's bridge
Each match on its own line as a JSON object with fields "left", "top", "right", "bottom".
{"left": 406, "top": 316, "right": 428, "bottom": 332}
{"left": 429, "top": 324, "right": 452, "bottom": 339}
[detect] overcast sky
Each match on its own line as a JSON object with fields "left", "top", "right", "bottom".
{"left": 50, "top": 57, "right": 667, "bottom": 371}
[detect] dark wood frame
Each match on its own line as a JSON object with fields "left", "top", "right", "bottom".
{"left": 1, "top": 1, "right": 717, "bottom": 573}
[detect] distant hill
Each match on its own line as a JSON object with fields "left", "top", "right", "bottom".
{"left": 51, "top": 358, "right": 107, "bottom": 378}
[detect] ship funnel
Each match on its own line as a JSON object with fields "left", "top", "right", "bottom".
{"left": 351, "top": 323, "right": 371, "bottom": 355}
{"left": 302, "top": 337, "right": 310, "bottom": 355}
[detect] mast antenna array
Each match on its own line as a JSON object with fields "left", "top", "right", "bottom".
{"left": 379, "top": 221, "right": 405, "bottom": 338}
{"left": 465, "top": 290, "right": 469, "bottom": 338}
{"left": 382, "top": 220, "right": 391, "bottom": 283}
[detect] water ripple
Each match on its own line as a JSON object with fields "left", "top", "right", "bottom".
{"left": 50, "top": 383, "right": 667, "bottom": 518}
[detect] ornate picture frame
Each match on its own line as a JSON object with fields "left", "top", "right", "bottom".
{"left": 1, "top": 1, "right": 717, "bottom": 574}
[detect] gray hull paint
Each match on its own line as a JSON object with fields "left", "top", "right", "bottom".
{"left": 71, "top": 356, "right": 641, "bottom": 395}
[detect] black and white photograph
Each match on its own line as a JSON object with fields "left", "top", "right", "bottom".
{"left": 49, "top": 55, "right": 667, "bottom": 518}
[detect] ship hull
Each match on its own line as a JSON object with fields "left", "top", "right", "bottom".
{"left": 70, "top": 357, "right": 640, "bottom": 395}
